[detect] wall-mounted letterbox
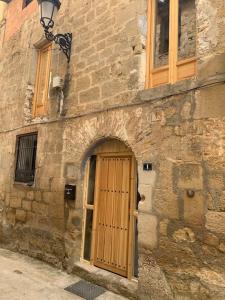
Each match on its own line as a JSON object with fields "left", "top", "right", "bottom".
{"left": 64, "top": 184, "right": 76, "bottom": 201}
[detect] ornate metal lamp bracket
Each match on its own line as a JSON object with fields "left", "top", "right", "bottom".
{"left": 45, "top": 29, "right": 72, "bottom": 63}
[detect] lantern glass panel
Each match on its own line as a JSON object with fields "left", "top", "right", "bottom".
{"left": 39, "top": 1, "right": 59, "bottom": 29}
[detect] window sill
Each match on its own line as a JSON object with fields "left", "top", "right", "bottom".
{"left": 141, "top": 78, "right": 198, "bottom": 103}
{"left": 13, "top": 181, "right": 35, "bottom": 188}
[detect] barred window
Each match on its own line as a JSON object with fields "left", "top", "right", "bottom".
{"left": 15, "top": 133, "right": 37, "bottom": 184}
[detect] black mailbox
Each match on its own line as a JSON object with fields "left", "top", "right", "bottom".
{"left": 64, "top": 185, "right": 76, "bottom": 201}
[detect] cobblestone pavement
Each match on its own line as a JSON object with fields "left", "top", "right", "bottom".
{"left": 0, "top": 249, "right": 127, "bottom": 300}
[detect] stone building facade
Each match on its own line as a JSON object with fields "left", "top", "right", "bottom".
{"left": 0, "top": 0, "right": 225, "bottom": 299}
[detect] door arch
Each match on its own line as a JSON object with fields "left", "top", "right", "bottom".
{"left": 81, "top": 139, "right": 138, "bottom": 279}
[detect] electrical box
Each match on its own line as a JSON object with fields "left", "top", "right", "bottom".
{"left": 52, "top": 76, "right": 63, "bottom": 89}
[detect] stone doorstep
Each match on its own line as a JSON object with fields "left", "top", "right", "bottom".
{"left": 72, "top": 261, "right": 138, "bottom": 300}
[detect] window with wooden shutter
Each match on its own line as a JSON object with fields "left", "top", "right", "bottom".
{"left": 33, "top": 43, "right": 52, "bottom": 117}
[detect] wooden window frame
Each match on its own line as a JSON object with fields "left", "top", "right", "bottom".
{"left": 33, "top": 43, "right": 52, "bottom": 117}
{"left": 146, "top": 0, "right": 197, "bottom": 88}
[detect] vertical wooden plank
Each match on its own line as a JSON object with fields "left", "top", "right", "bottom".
{"left": 149, "top": 0, "right": 156, "bottom": 88}
{"left": 81, "top": 158, "right": 90, "bottom": 260}
{"left": 111, "top": 157, "right": 117, "bottom": 267}
{"left": 103, "top": 158, "right": 111, "bottom": 265}
{"left": 170, "top": 0, "right": 179, "bottom": 83}
{"left": 128, "top": 156, "right": 137, "bottom": 279}
{"left": 122, "top": 158, "right": 130, "bottom": 272}
{"left": 32, "top": 48, "right": 41, "bottom": 116}
{"left": 91, "top": 156, "right": 101, "bottom": 263}
{"left": 110, "top": 158, "right": 116, "bottom": 267}
{"left": 145, "top": 0, "right": 152, "bottom": 88}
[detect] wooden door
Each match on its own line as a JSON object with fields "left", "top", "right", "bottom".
{"left": 93, "top": 156, "right": 132, "bottom": 277}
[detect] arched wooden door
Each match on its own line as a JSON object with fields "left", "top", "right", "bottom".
{"left": 90, "top": 140, "right": 136, "bottom": 278}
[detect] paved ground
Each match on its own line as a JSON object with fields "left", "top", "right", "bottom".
{"left": 0, "top": 248, "right": 127, "bottom": 300}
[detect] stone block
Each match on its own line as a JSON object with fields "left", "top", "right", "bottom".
{"left": 203, "top": 232, "right": 219, "bottom": 247}
{"left": 79, "top": 87, "right": 100, "bottom": 103}
{"left": 198, "top": 53, "right": 225, "bottom": 82}
{"left": 218, "top": 243, "right": 225, "bottom": 253}
{"left": 6, "top": 209, "right": 15, "bottom": 225}
{"left": 194, "top": 85, "right": 225, "bottom": 119}
{"left": 49, "top": 203, "right": 64, "bottom": 219}
{"left": 101, "top": 80, "right": 125, "bottom": 99}
{"left": 206, "top": 211, "right": 225, "bottom": 235}
{"left": 207, "top": 173, "right": 225, "bottom": 190}
{"left": 177, "top": 164, "right": 203, "bottom": 190}
{"left": 64, "top": 163, "right": 79, "bottom": 179}
{"left": 32, "top": 202, "right": 48, "bottom": 217}
{"left": 173, "top": 227, "right": 195, "bottom": 243}
{"left": 138, "top": 184, "right": 153, "bottom": 213}
{"left": 50, "top": 178, "right": 64, "bottom": 192}
{"left": 76, "top": 75, "right": 90, "bottom": 92}
{"left": 183, "top": 191, "right": 205, "bottom": 226}
{"left": 138, "top": 213, "right": 158, "bottom": 250}
{"left": 91, "top": 66, "right": 111, "bottom": 85}
{"left": 138, "top": 166, "right": 156, "bottom": 186}
{"left": 153, "top": 188, "right": 179, "bottom": 219}
{"left": 156, "top": 160, "right": 173, "bottom": 188}
{"left": 15, "top": 209, "right": 26, "bottom": 222}
{"left": 159, "top": 219, "right": 169, "bottom": 236}
{"left": 10, "top": 197, "right": 21, "bottom": 209}
{"left": 22, "top": 200, "right": 31, "bottom": 211}
{"left": 26, "top": 191, "right": 34, "bottom": 200}
{"left": 34, "top": 191, "right": 42, "bottom": 202}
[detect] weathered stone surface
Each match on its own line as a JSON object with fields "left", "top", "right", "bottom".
{"left": 138, "top": 253, "right": 173, "bottom": 300}
{"left": 206, "top": 212, "right": 225, "bottom": 235}
{"left": 138, "top": 213, "right": 158, "bottom": 250}
{"left": 173, "top": 228, "right": 196, "bottom": 243}
{"left": 183, "top": 191, "right": 205, "bottom": 226}
{"left": 194, "top": 85, "right": 225, "bottom": 119}
{"left": 176, "top": 164, "right": 203, "bottom": 190}
{"left": 22, "top": 200, "right": 31, "bottom": 211}
{"left": 10, "top": 197, "right": 21, "bottom": 209}
{"left": 15, "top": 209, "right": 26, "bottom": 222}
{"left": 203, "top": 232, "right": 219, "bottom": 247}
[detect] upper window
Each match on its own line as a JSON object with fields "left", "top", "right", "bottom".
{"left": 23, "top": 0, "right": 33, "bottom": 9}
{"left": 33, "top": 43, "right": 52, "bottom": 117}
{"left": 15, "top": 133, "right": 37, "bottom": 184}
{"left": 147, "top": 0, "right": 196, "bottom": 88}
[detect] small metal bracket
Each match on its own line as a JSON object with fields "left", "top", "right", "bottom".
{"left": 45, "top": 29, "right": 72, "bottom": 63}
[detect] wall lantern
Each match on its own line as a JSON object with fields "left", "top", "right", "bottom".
{"left": 37, "top": 0, "right": 72, "bottom": 62}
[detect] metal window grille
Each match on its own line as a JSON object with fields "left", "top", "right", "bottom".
{"left": 15, "top": 133, "right": 37, "bottom": 183}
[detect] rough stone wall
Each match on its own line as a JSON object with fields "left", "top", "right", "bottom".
{"left": 0, "top": 0, "right": 225, "bottom": 300}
